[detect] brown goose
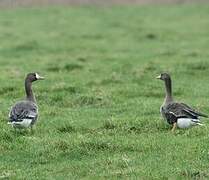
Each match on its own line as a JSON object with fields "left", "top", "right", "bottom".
{"left": 156, "top": 73, "right": 208, "bottom": 131}
{"left": 8, "top": 73, "right": 44, "bottom": 130}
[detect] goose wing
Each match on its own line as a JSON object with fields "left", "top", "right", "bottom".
{"left": 180, "top": 103, "right": 208, "bottom": 118}
{"left": 164, "top": 102, "right": 207, "bottom": 121}
{"left": 9, "top": 101, "right": 38, "bottom": 124}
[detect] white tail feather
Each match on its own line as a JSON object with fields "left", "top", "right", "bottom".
{"left": 8, "top": 119, "right": 32, "bottom": 128}
{"left": 196, "top": 123, "right": 204, "bottom": 126}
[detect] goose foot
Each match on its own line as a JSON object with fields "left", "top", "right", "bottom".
{"left": 30, "top": 126, "right": 34, "bottom": 134}
{"left": 14, "top": 127, "right": 17, "bottom": 133}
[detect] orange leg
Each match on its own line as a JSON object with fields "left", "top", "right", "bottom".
{"left": 171, "top": 122, "right": 177, "bottom": 132}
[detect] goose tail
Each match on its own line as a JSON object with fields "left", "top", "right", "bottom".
{"left": 196, "top": 122, "right": 204, "bottom": 126}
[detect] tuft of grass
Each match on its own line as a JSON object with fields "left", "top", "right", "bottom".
{"left": 46, "top": 63, "right": 83, "bottom": 72}
{"left": 72, "top": 95, "right": 104, "bottom": 107}
{"left": 102, "top": 119, "right": 116, "bottom": 130}
{"left": 0, "top": 86, "right": 15, "bottom": 95}
{"left": 14, "top": 41, "right": 39, "bottom": 51}
{"left": 52, "top": 86, "right": 79, "bottom": 94}
{"left": 63, "top": 64, "right": 83, "bottom": 71}
{"left": 57, "top": 124, "right": 76, "bottom": 133}
{"left": 145, "top": 33, "right": 157, "bottom": 39}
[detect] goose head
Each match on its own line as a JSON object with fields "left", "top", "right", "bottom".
{"left": 156, "top": 73, "right": 171, "bottom": 82}
{"left": 26, "top": 73, "right": 45, "bottom": 82}
{"left": 156, "top": 72, "right": 173, "bottom": 103}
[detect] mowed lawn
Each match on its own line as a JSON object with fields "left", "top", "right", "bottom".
{"left": 1, "top": 4, "right": 209, "bottom": 179}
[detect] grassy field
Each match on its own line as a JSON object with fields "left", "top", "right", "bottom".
{"left": 1, "top": 4, "right": 209, "bottom": 179}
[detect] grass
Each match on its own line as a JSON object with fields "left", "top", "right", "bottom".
{"left": 0, "top": 4, "right": 209, "bottom": 179}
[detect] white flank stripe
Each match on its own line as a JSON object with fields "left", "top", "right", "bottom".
{"left": 8, "top": 119, "right": 32, "bottom": 128}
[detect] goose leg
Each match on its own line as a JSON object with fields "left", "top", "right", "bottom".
{"left": 30, "top": 126, "right": 34, "bottom": 134}
{"left": 171, "top": 122, "right": 177, "bottom": 132}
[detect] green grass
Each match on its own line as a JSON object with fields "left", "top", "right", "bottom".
{"left": 1, "top": 4, "right": 209, "bottom": 179}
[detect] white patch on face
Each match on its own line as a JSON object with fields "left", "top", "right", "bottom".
{"left": 35, "top": 73, "right": 44, "bottom": 80}
{"left": 156, "top": 75, "right": 161, "bottom": 79}
{"left": 35, "top": 73, "right": 40, "bottom": 79}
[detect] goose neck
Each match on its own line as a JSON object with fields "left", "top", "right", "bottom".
{"left": 164, "top": 78, "right": 173, "bottom": 104}
{"left": 25, "top": 79, "right": 36, "bottom": 102}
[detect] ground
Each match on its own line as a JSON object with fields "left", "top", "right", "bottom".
{"left": 0, "top": 0, "right": 208, "bottom": 8}
{"left": 0, "top": 4, "right": 209, "bottom": 179}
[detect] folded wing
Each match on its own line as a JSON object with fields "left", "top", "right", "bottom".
{"left": 9, "top": 101, "right": 38, "bottom": 126}
{"left": 164, "top": 102, "right": 208, "bottom": 123}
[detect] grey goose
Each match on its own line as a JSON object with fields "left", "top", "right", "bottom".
{"left": 156, "top": 73, "right": 208, "bottom": 131}
{"left": 8, "top": 73, "right": 44, "bottom": 129}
